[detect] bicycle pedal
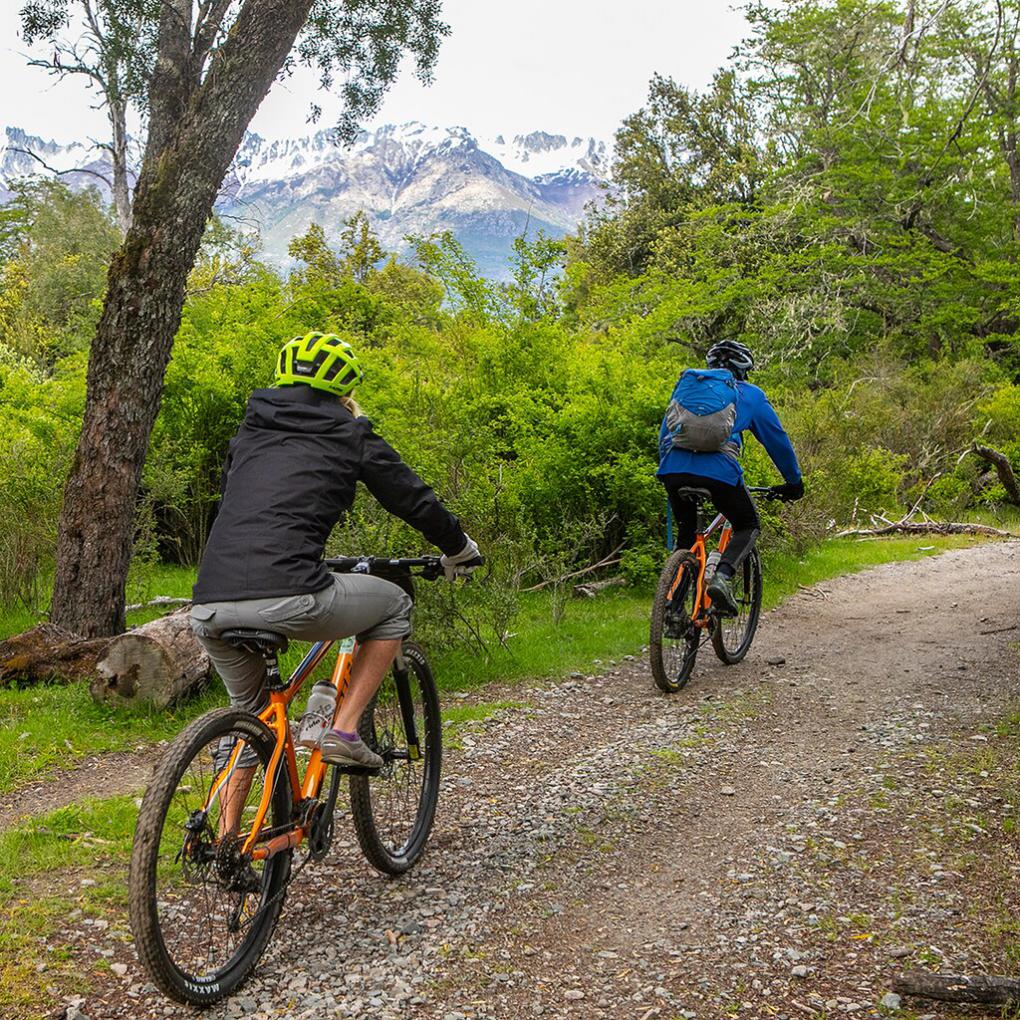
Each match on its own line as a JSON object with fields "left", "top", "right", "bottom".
{"left": 331, "top": 764, "right": 382, "bottom": 776}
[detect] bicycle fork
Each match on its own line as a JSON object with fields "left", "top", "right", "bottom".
{"left": 392, "top": 649, "right": 422, "bottom": 762}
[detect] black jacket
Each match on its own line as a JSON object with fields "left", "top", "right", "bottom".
{"left": 193, "top": 387, "right": 467, "bottom": 603}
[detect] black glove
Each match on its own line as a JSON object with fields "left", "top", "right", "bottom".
{"left": 771, "top": 480, "right": 805, "bottom": 502}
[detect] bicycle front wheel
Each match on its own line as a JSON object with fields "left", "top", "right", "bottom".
{"left": 129, "top": 708, "right": 293, "bottom": 1005}
{"left": 350, "top": 641, "right": 441, "bottom": 874}
{"left": 650, "top": 551, "right": 701, "bottom": 693}
{"left": 711, "top": 547, "right": 763, "bottom": 664}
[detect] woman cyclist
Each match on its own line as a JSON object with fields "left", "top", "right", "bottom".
{"left": 190, "top": 331, "right": 480, "bottom": 770}
{"left": 658, "top": 339, "right": 803, "bottom": 614}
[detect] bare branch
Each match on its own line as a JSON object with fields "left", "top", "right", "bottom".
{"left": 8, "top": 146, "right": 113, "bottom": 189}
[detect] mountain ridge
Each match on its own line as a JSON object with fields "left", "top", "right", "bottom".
{"left": 0, "top": 122, "right": 609, "bottom": 277}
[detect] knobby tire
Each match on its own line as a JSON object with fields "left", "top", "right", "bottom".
{"left": 650, "top": 551, "right": 701, "bottom": 693}
{"left": 350, "top": 641, "right": 441, "bottom": 874}
{"left": 129, "top": 708, "right": 292, "bottom": 1005}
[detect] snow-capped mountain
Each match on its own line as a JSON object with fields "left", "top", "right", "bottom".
{"left": 1, "top": 122, "right": 608, "bottom": 277}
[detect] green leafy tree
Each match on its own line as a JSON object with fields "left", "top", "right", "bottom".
{"left": 38, "top": 0, "right": 449, "bottom": 637}
{"left": 0, "top": 180, "right": 119, "bottom": 366}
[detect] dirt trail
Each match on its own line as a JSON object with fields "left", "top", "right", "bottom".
{"left": 56, "top": 542, "right": 1020, "bottom": 1020}
{"left": 0, "top": 750, "right": 153, "bottom": 829}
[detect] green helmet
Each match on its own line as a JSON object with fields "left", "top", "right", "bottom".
{"left": 275, "top": 331, "right": 363, "bottom": 397}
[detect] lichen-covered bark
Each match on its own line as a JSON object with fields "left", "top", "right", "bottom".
{"left": 50, "top": 0, "right": 315, "bottom": 637}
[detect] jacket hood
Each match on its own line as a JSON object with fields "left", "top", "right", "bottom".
{"left": 245, "top": 386, "right": 353, "bottom": 434}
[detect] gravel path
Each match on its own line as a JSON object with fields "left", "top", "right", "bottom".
{"left": 54, "top": 541, "right": 1020, "bottom": 1020}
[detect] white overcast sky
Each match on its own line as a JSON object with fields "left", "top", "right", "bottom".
{"left": 1, "top": 1, "right": 748, "bottom": 144}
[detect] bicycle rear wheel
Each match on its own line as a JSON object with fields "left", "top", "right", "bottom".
{"left": 711, "top": 547, "right": 763, "bottom": 664}
{"left": 350, "top": 641, "right": 441, "bottom": 874}
{"left": 129, "top": 708, "right": 293, "bottom": 1005}
{"left": 650, "top": 551, "right": 701, "bottom": 693}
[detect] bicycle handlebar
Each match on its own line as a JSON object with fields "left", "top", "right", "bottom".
{"left": 746, "top": 485, "right": 787, "bottom": 503}
{"left": 324, "top": 555, "right": 485, "bottom": 581}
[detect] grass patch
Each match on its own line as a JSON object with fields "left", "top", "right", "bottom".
{"left": 0, "top": 681, "right": 227, "bottom": 796}
{"left": 0, "top": 798, "right": 134, "bottom": 1018}
{"left": 0, "top": 795, "right": 137, "bottom": 896}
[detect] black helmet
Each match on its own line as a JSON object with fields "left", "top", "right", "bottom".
{"left": 706, "top": 339, "right": 754, "bottom": 380}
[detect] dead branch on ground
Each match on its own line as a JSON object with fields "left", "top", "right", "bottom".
{"left": 893, "top": 970, "right": 1020, "bottom": 1007}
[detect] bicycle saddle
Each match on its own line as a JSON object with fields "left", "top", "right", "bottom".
{"left": 219, "top": 628, "right": 289, "bottom": 655}
{"left": 672, "top": 486, "right": 713, "bottom": 500}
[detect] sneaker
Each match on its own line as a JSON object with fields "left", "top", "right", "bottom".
{"left": 319, "top": 730, "right": 384, "bottom": 769}
{"left": 706, "top": 570, "right": 739, "bottom": 616}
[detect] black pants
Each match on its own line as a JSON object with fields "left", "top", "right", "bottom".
{"left": 660, "top": 472, "right": 760, "bottom": 573}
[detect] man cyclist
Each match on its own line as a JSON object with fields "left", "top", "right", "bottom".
{"left": 190, "top": 331, "right": 480, "bottom": 770}
{"left": 657, "top": 339, "right": 803, "bottom": 614}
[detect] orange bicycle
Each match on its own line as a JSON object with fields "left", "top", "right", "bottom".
{"left": 129, "top": 556, "right": 451, "bottom": 1005}
{"left": 649, "top": 486, "right": 780, "bottom": 693}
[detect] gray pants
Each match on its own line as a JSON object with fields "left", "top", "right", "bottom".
{"left": 191, "top": 573, "right": 412, "bottom": 714}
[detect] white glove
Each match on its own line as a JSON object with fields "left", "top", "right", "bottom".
{"left": 441, "top": 535, "right": 481, "bottom": 581}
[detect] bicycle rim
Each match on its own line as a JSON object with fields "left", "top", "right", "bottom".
{"left": 129, "top": 709, "right": 292, "bottom": 1004}
{"left": 711, "top": 548, "right": 763, "bottom": 664}
{"left": 650, "top": 551, "right": 701, "bottom": 693}
{"left": 350, "top": 642, "right": 441, "bottom": 874}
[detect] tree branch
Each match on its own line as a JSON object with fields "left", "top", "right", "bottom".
{"left": 893, "top": 971, "right": 1020, "bottom": 1007}
{"left": 972, "top": 443, "right": 1020, "bottom": 506}
{"left": 193, "top": 0, "right": 233, "bottom": 71}
{"left": 8, "top": 146, "right": 113, "bottom": 189}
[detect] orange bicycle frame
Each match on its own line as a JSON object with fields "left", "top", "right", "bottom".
{"left": 667, "top": 509, "right": 733, "bottom": 625}
{"left": 203, "top": 636, "right": 355, "bottom": 861}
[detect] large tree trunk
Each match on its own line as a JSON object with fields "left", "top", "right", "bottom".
{"left": 91, "top": 606, "right": 212, "bottom": 708}
{"left": 49, "top": 0, "right": 315, "bottom": 638}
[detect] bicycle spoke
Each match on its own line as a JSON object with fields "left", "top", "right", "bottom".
{"left": 131, "top": 714, "right": 291, "bottom": 999}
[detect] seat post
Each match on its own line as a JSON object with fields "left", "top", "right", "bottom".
{"left": 263, "top": 650, "right": 286, "bottom": 691}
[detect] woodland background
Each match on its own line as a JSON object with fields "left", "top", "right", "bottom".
{"left": 2, "top": 0, "right": 1019, "bottom": 646}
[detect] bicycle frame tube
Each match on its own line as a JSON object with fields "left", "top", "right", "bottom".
{"left": 201, "top": 638, "right": 338, "bottom": 859}
{"left": 669, "top": 514, "right": 733, "bottom": 621}
{"left": 250, "top": 636, "right": 358, "bottom": 860}
{"left": 299, "top": 636, "right": 357, "bottom": 803}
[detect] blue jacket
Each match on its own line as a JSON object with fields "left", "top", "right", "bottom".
{"left": 657, "top": 379, "right": 801, "bottom": 486}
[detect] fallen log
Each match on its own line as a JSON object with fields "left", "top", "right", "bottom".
{"left": 971, "top": 443, "right": 1020, "bottom": 507}
{"left": 91, "top": 605, "right": 212, "bottom": 709}
{"left": 123, "top": 595, "right": 191, "bottom": 612}
{"left": 573, "top": 576, "right": 628, "bottom": 599}
{"left": 0, "top": 624, "right": 110, "bottom": 685}
{"left": 837, "top": 520, "right": 1018, "bottom": 539}
{"left": 893, "top": 971, "right": 1020, "bottom": 1007}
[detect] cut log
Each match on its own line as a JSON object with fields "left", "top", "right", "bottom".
{"left": 91, "top": 606, "right": 212, "bottom": 709}
{"left": 837, "top": 520, "right": 1018, "bottom": 539}
{"left": 893, "top": 971, "right": 1020, "bottom": 1007}
{"left": 0, "top": 624, "right": 110, "bottom": 685}
{"left": 573, "top": 576, "right": 628, "bottom": 599}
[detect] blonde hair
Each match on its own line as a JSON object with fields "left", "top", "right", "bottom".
{"left": 340, "top": 394, "right": 362, "bottom": 417}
